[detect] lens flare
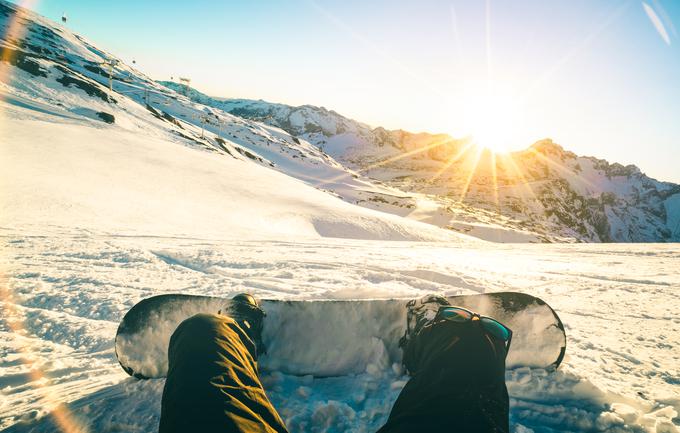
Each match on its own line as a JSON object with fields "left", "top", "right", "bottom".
{"left": 2, "top": 2, "right": 90, "bottom": 431}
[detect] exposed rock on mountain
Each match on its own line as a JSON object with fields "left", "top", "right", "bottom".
{"left": 168, "top": 84, "right": 679, "bottom": 243}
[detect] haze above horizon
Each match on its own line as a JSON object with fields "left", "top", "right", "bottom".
{"left": 11, "top": 0, "right": 680, "bottom": 183}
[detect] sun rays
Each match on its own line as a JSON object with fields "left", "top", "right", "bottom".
{"left": 0, "top": 269, "right": 90, "bottom": 433}
{"left": 428, "top": 140, "right": 476, "bottom": 184}
{"left": 0, "top": 0, "right": 38, "bottom": 104}
{"left": 300, "top": 0, "right": 623, "bottom": 209}
{"left": 303, "top": 129, "right": 597, "bottom": 215}
{"left": 458, "top": 145, "right": 485, "bottom": 203}
{"left": 299, "top": 0, "right": 529, "bottom": 207}
{"left": 498, "top": 152, "right": 538, "bottom": 200}
{"left": 306, "top": 135, "right": 463, "bottom": 187}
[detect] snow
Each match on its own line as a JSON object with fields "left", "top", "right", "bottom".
{"left": 1, "top": 111, "right": 465, "bottom": 244}
{"left": 1, "top": 1, "right": 679, "bottom": 432}
{"left": 2, "top": 106, "right": 678, "bottom": 433}
{"left": 1, "top": 112, "right": 679, "bottom": 431}
{"left": 2, "top": 235, "right": 679, "bottom": 432}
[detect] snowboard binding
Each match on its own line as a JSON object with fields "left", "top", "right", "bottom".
{"left": 219, "top": 293, "right": 267, "bottom": 356}
{"left": 399, "top": 294, "right": 452, "bottom": 351}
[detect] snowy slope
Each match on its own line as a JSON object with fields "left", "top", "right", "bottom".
{"left": 0, "top": 1, "right": 469, "bottom": 244}
{"left": 1, "top": 114, "right": 461, "bottom": 243}
{"left": 193, "top": 90, "right": 680, "bottom": 243}
{"left": 158, "top": 82, "right": 556, "bottom": 243}
{"left": 0, "top": 0, "right": 469, "bottom": 243}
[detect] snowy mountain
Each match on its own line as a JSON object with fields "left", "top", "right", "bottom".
{"left": 4, "top": 0, "right": 674, "bottom": 245}
{"left": 0, "top": 0, "right": 468, "bottom": 244}
{"left": 171, "top": 85, "right": 680, "bottom": 243}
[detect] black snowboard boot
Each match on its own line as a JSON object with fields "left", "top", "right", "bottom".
{"left": 399, "top": 294, "right": 451, "bottom": 373}
{"left": 219, "top": 293, "right": 267, "bottom": 356}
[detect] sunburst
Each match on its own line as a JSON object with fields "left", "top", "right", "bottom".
{"left": 308, "top": 136, "right": 459, "bottom": 187}
{"left": 427, "top": 141, "right": 475, "bottom": 185}
{"left": 458, "top": 145, "right": 485, "bottom": 203}
{"left": 497, "top": 153, "right": 537, "bottom": 200}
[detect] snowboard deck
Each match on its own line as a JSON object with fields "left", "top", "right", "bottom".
{"left": 115, "top": 292, "right": 566, "bottom": 379}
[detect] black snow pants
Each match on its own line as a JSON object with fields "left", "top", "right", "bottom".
{"left": 159, "top": 313, "right": 509, "bottom": 433}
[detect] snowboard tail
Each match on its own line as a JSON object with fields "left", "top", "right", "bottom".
{"left": 115, "top": 292, "right": 566, "bottom": 379}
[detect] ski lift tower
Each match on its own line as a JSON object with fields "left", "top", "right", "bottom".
{"left": 197, "top": 112, "right": 212, "bottom": 139}
{"left": 179, "top": 77, "right": 191, "bottom": 96}
{"left": 100, "top": 59, "right": 119, "bottom": 92}
{"left": 97, "top": 59, "right": 119, "bottom": 102}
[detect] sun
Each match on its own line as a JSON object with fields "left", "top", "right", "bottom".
{"left": 455, "top": 89, "right": 527, "bottom": 154}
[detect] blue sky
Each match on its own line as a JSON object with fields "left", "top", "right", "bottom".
{"left": 14, "top": 0, "right": 680, "bottom": 182}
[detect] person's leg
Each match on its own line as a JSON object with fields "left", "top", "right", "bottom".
{"left": 159, "top": 313, "right": 288, "bottom": 433}
{"left": 377, "top": 320, "right": 509, "bottom": 433}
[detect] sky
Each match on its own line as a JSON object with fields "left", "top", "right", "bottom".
{"left": 11, "top": 0, "right": 680, "bottom": 183}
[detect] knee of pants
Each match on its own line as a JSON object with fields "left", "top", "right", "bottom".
{"left": 178, "top": 313, "right": 237, "bottom": 334}
{"left": 169, "top": 313, "right": 244, "bottom": 356}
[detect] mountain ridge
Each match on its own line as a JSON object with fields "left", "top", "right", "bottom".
{"left": 158, "top": 82, "right": 680, "bottom": 243}
{"left": 163, "top": 81, "right": 673, "bottom": 185}
{"left": 1, "top": 0, "right": 677, "bottom": 243}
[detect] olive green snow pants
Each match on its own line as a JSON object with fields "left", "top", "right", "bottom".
{"left": 159, "top": 314, "right": 509, "bottom": 433}
{"left": 159, "top": 314, "right": 288, "bottom": 433}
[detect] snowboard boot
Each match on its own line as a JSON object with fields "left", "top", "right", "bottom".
{"left": 399, "top": 294, "right": 451, "bottom": 373}
{"left": 219, "top": 293, "right": 267, "bottom": 356}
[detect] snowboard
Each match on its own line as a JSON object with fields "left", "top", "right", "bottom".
{"left": 115, "top": 292, "right": 566, "bottom": 379}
